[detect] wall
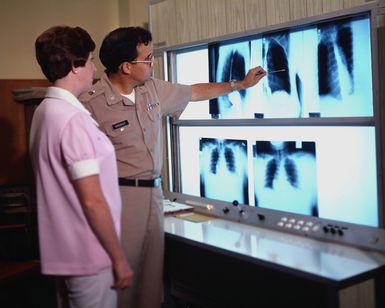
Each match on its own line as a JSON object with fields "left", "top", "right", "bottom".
{"left": 0, "top": 0, "right": 120, "bottom": 80}
{"left": 0, "top": 0, "right": 148, "bottom": 185}
{"left": 149, "top": 0, "right": 374, "bottom": 49}
{"left": 119, "top": 0, "right": 149, "bottom": 29}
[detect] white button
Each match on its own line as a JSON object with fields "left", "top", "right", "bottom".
{"left": 302, "top": 226, "right": 310, "bottom": 232}
{"left": 289, "top": 218, "right": 296, "bottom": 223}
{"left": 312, "top": 225, "right": 320, "bottom": 232}
{"left": 281, "top": 217, "right": 288, "bottom": 222}
{"left": 305, "top": 221, "right": 314, "bottom": 227}
{"left": 285, "top": 223, "right": 293, "bottom": 228}
{"left": 277, "top": 222, "right": 284, "bottom": 227}
{"left": 297, "top": 220, "right": 304, "bottom": 225}
{"left": 294, "top": 225, "right": 301, "bottom": 230}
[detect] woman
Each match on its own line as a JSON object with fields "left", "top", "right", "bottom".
{"left": 30, "top": 26, "right": 133, "bottom": 308}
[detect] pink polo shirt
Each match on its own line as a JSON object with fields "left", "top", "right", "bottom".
{"left": 29, "top": 87, "right": 121, "bottom": 275}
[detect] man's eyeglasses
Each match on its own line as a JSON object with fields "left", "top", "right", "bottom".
{"left": 131, "top": 55, "right": 154, "bottom": 67}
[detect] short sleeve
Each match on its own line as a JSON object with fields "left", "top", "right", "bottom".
{"left": 61, "top": 112, "right": 100, "bottom": 180}
{"left": 152, "top": 79, "right": 192, "bottom": 116}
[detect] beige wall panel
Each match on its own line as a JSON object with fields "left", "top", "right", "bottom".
{"left": 153, "top": 56, "right": 164, "bottom": 80}
{"left": 343, "top": 0, "right": 368, "bottom": 8}
{"left": 150, "top": 0, "right": 177, "bottom": 47}
{"left": 119, "top": 0, "right": 130, "bottom": 26}
{"left": 0, "top": 0, "right": 120, "bottom": 79}
{"left": 175, "top": 0, "right": 228, "bottom": 42}
{"left": 204, "top": 0, "right": 228, "bottom": 39}
{"left": 194, "top": 0, "right": 210, "bottom": 40}
{"left": 322, "top": 0, "right": 344, "bottom": 13}
{"left": 126, "top": 0, "right": 149, "bottom": 28}
{"left": 175, "top": 0, "right": 200, "bottom": 44}
{"left": 225, "top": 0, "right": 246, "bottom": 34}
{"left": 244, "top": 0, "right": 267, "bottom": 31}
{"left": 290, "top": 0, "right": 308, "bottom": 20}
{"left": 266, "top": 0, "right": 291, "bottom": 26}
{"left": 306, "top": 0, "right": 323, "bottom": 17}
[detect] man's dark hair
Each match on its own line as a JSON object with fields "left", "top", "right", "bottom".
{"left": 35, "top": 26, "right": 95, "bottom": 83}
{"left": 99, "top": 27, "right": 152, "bottom": 73}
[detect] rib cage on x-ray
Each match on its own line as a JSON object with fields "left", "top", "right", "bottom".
{"left": 209, "top": 42, "right": 250, "bottom": 119}
{"left": 200, "top": 138, "right": 249, "bottom": 204}
{"left": 261, "top": 31, "right": 303, "bottom": 118}
{"left": 318, "top": 23, "right": 354, "bottom": 98}
{"left": 253, "top": 141, "right": 318, "bottom": 216}
{"left": 260, "top": 20, "right": 355, "bottom": 118}
{"left": 263, "top": 33, "right": 291, "bottom": 95}
{"left": 221, "top": 50, "right": 247, "bottom": 99}
{"left": 203, "top": 15, "right": 371, "bottom": 120}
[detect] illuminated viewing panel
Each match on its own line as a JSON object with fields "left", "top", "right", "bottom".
{"left": 177, "top": 13, "right": 372, "bottom": 120}
{"left": 169, "top": 9, "right": 381, "bottom": 229}
{"left": 179, "top": 126, "right": 378, "bottom": 227}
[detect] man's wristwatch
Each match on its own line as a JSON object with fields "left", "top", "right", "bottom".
{"left": 229, "top": 79, "right": 237, "bottom": 92}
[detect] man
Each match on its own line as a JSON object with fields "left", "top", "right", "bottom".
{"left": 80, "top": 27, "right": 266, "bottom": 308}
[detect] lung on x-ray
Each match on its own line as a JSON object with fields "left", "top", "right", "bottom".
{"left": 209, "top": 42, "right": 251, "bottom": 119}
{"left": 253, "top": 141, "right": 318, "bottom": 216}
{"left": 200, "top": 138, "right": 249, "bottom": 204}
{"left": 208, "top": 13, "right": 372, "bottom": 119}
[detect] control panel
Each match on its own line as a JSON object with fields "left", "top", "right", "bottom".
{"left": 164, "top": 192, "right": 385, "bottom": 253}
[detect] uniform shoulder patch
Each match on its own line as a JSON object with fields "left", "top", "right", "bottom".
{"left": 79, "top": 83, "right": 105, "bottom": 103}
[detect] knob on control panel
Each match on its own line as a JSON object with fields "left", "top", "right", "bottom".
{"left": 223, "top": 207, "right": 230, "bottom": 214}
{"left": 257, "top": 214, "right": 265, "bottom": 221}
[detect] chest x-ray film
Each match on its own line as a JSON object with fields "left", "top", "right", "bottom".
{"left": 250, "top": 14, "right": 372, "bottom": 119}
{"left": 199, "top": 138, "right": 249, "bottom": 204}
{"left": 253, "top": 141, "right": 318, "bottom": 216}
{"left": 176, "top": 13, "right": 372, "bottom": 120}
{"left": 179, "top": 126, "right": 378, "bottom": 227}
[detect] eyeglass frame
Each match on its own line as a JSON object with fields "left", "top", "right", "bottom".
{"left": 130, "top": 55, "right": 154, "bottom": 67}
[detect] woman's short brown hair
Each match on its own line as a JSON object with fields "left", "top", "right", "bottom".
{"left": 35, "top": 26, "right": 95, "bottom": 82}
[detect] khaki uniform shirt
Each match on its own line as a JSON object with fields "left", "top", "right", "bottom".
{"left": 80, "top": 73, "right": 192, "bottom": 179}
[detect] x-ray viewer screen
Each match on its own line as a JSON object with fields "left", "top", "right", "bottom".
{"left": 175, "top": 13, "right": 373, "bottom": 119}
{"left": 178, "top": 126, "right": 378, "bottom": 227}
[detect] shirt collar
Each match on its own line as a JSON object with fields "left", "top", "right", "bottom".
{"left": 101, "top": 73, "right": 149, "bottom": 106}
{"left": 45, "top": 87, "right": 99, "bottom": 126}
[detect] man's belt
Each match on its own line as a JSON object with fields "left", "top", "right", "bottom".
{"left": 118, "top": 177, "right": 162, "bottom": 187}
